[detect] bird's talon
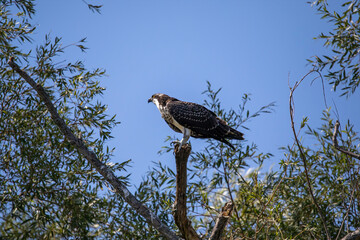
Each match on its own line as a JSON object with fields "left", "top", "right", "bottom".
{"left": 171, "top": 140, "right": 180, "bottom": 146}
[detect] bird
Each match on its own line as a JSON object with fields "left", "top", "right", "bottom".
{"left": 148, "top": 93, "right": 244, "bottom": 150}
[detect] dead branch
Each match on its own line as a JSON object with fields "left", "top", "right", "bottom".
{"left": 209, "top": 201, "right": 233, "bottom": 240}
{"left": 332, "top": 120, "right": 360, "bottom": 160}
{"left": 8, "top": 57, "right": 181, "bottom": 240}
{"left": 289, "top": 71, "right": 330, "bottom": 240}
{"left": 341, "top": 228, "right": 360, "bottom": 240}
{"left": 173, "top": 143, "right": 200, "bottom": 240}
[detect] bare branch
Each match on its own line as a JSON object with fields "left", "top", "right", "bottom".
{"left": 7, "top": 57, "right": 181, "bottom": 240}
{"left": 209, "top": 201, "right": 233, "bottom": 240}
{"left": 172, "top": 143, "right": 200, "bottom": 240}
{"left": 332, "top": 120, "right": 360, "bottom": 160}
{"left": 289, "top": 71, "right": 330, "bottom": 240}
{"left": 341, "top": 228, "right": 360, "bottom": 240}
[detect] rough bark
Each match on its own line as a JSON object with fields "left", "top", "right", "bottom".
{"left": 341, "top": 229, "right": 360, "bottom": 240}
{"left": 172, "top": 143, "right": 200, "bottom": 240}
{"left": 209, "top": 201, "right": 233, "bottom": 240}
{"left": 8, "top": 57, "right": 181, "bottom": 240}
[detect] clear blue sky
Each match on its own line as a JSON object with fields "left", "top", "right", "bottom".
{"left": 32, "top": 0, "right": 359, "bottom": 187}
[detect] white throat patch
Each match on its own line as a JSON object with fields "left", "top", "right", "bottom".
{"left": 152, "top": 98, "right": 161, "bottom": 110}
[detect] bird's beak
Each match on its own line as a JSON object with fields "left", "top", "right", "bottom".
{"left": 148, "top": 97, "right": 152, "bottom": 103}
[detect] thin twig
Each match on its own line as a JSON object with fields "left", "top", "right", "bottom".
{"left": 332, "top": 120, "right": 360, "bottom": 160}
{"left": 255, "top": 164, "right": 288, "bottom": 235}
{"left": 255, "top": 142, "right": 297, "bottom": 236}
{"left": 223, "top": 161, "right": 241, "bottom": 222}
{"left": 336, "top": 184, "right": 357, "bottom": 240}
{"left": 310, "top": 70, "right": 328, "bottom": 109}
{"left": 333, "top": 121, "right": 360, "bottom": 238}
{"left": 289, "top": 70, "right": 330, "bottom": 240}
{"left": 222, "top": 161, "right": 245, "bottom": 238}
{"left": 7, "top": 57, "right": 181, "bottom": 240}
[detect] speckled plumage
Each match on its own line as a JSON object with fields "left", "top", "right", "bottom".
{"left": 148, "top": 93, "right": 244, "bottom": 150}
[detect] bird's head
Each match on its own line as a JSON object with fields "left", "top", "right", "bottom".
{"left": 148, "top": 93, "right": 177, "bottom": 109}
{"left": 148, "top": 93, "right": 163, "bottom": 103}
{"left": 148, "top": 93, "right": 168, "bottom": 104}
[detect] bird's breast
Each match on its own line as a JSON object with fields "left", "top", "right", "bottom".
{"left": 169, "top": 116, "right": 185, "bottom": 133}
{"left": 161, "top": 108, "right": 186, "bottom": 134}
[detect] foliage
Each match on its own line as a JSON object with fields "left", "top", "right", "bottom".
{"left": 142, "top": 85, "right": 359, "bottom": 239}
{"left": 0, "top": 1, "right": 129, "bottom": 239}
{"left": 82, "top": 0, "right": 103, "bottom": 13}
{"left": 0, "top": 0, "right": 359, "bottom": 239}
{"left": 309, "top": 0, "right": 360, "bottom": 96}
{"left": 139, "top": 83, "right": 276, "bottom": 238}
{"left": 269, "top": 110, "right": 359, "bottom": 239}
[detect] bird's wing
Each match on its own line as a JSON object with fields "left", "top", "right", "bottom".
{"left": 167, "top": 101, "right": 220, "bottom": 132}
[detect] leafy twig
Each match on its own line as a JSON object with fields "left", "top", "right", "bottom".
{"left": 336, "top": 184, "right": 357, "bottom": 240}
{"left": 332, "top": 120, "right": 360, "bottom": 160}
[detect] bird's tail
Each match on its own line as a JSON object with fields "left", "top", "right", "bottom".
{"left": 217, "top": 118, "right": 244, "bottom": 140}
{"left": 227, "top": 127, "right": 244, "bottom": 140}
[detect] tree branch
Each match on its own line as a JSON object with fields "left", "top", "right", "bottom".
{"left": 7, "top": 57, "right": 181, "bottom": 240}
{"left": 209, "top": 201, "right": 233, "bottom": 240}
{"left": 341, "top": 228, "right": 360, "bottom": 240}
{"left": 332, "top": 120, "right": 360, "bottom": 160}
{"left": 172, "top": 143, "right": 200, "bottom": 240}
{"left": 289, "top": 71, "right": 330, "bottom": 240}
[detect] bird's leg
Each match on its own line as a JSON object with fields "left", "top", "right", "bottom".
{"left": 178, "top": 128, "right": 191, "bottom": 149}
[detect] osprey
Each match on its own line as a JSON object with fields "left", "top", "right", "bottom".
{"left": 148, "top": 93, "right": 244, "bottom": 150}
